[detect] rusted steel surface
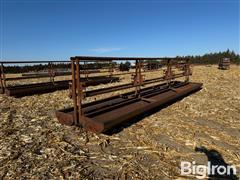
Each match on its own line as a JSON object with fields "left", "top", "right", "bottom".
{"left": 9, "top": 70, "right": 101, "bottom": 80}
{"left": 71, "top": 56, "right": 179, "bottom": 61}
{"left": 218, "top": 58, "right": 230, "bottom": 70}
{"left": 56, "top": 56, "right": 202, "bottom": 133}
{"left": 84, "top": 73, "right": 185, "bottom": 97}
{"left": 0, "top": 60, "right": 70, "bottom": 94}
{"left": 0, "top": 60, "right": 121, "bottom": 97}
{"left": 86, "top": 82, "right": 202, "bottom": 133}
{"left": 5, "top": 70, "right": 101, "bottom": 81}
{"left": 56, "top": 81, "right": 202, "bottom": 133}
{"left": 4, "top": 76, "right": 119, "bottom": 97}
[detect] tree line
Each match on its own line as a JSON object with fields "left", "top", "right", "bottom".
{"left": 1, "top": 50, "right": 239, "bottom": 73}
{"left": 180, "top": 49, "right": 239, "bottom": 65}
{"left": 2, "top": 62, "right": 114, "bottom": 74}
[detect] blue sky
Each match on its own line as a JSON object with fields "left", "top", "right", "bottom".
{"left": 0, "top": 0, "right": 239, "bottom": 60}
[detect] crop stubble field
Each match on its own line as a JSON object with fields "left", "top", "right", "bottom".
{"left": 0, "top": 65, "right": 239, "bottom": 179}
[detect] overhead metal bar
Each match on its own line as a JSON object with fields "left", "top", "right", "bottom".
{"left": 71, "top": 56, "right": 187, "bottom": 61}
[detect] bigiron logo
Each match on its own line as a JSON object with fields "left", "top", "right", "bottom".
{"left": 180, "top": 161, "right": 238, "bottom": 179}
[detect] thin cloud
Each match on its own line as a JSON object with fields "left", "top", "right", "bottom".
{"left": 90, "top": 47, "right": 123, "bottom": 53}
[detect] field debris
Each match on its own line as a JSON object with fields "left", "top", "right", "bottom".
{"left": 0, "top": 65, "right": 240, "bottom": 179}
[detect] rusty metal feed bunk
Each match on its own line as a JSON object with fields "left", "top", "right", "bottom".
{"left": 218, "top": 58, "right": 230, "bottom": 70}
{"left": 56, "top": 56, "right": 202, "bottom": 133}
{"left": 0, "top": 61, "right": 119, "bottom": 97}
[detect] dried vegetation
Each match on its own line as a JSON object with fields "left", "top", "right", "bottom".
{"left": 0, "top": 65, "right": 239, "bottom": 179}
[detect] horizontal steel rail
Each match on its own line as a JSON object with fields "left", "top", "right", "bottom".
{"left": 71, "top": 56, "right": 187, "bottom": 61}
{"left": 85, "top": 73, "right": 185, "bottom": 97}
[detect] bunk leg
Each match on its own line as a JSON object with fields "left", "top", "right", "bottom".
{"left": 0, "top": 67, "right": 4, "bottom": 94}
{"left": 185, "top": 59, "right": 190, "bottom": 83}
{"left": 0, "top": 63, "right": 6, "bottom": 93}
{"left": 109, "top": 60, "right": 113, "bottom": 77}
{"left": 71, "top": 60, "right": 78, "bottom": 125}
{"left": 165, "top": 59, "right": 173, "bottom": 87}
{"left": 133, "top": 60, "right": 143, "bottom": 96}
{"left": 76, "top": 59, "right": 84, "bottom": 126}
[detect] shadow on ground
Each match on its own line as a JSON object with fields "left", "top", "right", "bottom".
{"left": 195, "top": 146, "right": 239, "bottom": 180}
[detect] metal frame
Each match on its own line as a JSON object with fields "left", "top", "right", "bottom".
{"left": 70, "top": 56, "right": 192, "bottom": 127}
{"left": 0, "top": 60, "right": 70, "bottom": 89}
{"left": 0, "top": 60, "right": 119, "bottom": 97}
{"left": 218, "top": 58, "right": 230, "bottom": 70}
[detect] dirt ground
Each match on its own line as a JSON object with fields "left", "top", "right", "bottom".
{"left": 0, "top": 65, "right": 239, "bottom": 179}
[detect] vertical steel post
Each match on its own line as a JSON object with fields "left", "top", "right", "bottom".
{"left": 165, "top": 59, "right": 172, "bottom": 86}
{"left": 83, "top": 61, "right": 89, "bottom": 79}
{"left": 48, "top": 62, "right": 51, "bottom": 82}
{"left": 109, "top": 60, "right": 113, "bottom": 77}
{"left": 0, "top": 63, "right": 4, "bottom": 93}
{"left": 52, "top": 62, "right": 55, "bottom": 83}
{"left": 134, "top": 60, "right": 138, "bottom": 95}
{"left": 185, "top": 59, "right": 190, "bottom": 82}
{"left": 71, "top": 60, "right": 78, "bottom": 125}
{"left": 48, "top": 62, "right": 52, "bottom": 83}
{"left": 48, "top": 62, "right": 55, "bottom": 83}
{"left": 0, "top": 63, "right": 6, "bottom": 92}
{"left": 76, "top": 59, "right": 84, "bottom": 126}
{"left": 134, "top": 60, "right": 143, "bottom": 96}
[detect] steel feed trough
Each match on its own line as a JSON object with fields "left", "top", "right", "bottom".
{"left": 218, "top": 58, "right": 230, "bottom": 70}
{"left": 56, "top": 56, "right": 202, "bottom": 133}
{"left": 0, "top": 61, "right": 119, "bottom": 97}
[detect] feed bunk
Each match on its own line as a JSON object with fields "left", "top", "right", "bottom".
{"left": 0, "top": 61, "right": 119, "bottom": 97}
{"left": 56, "top": 56, "right": 202, "bottom": 133}
{"left": 218, "top": 58, "right": 230, "bottom": 70}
